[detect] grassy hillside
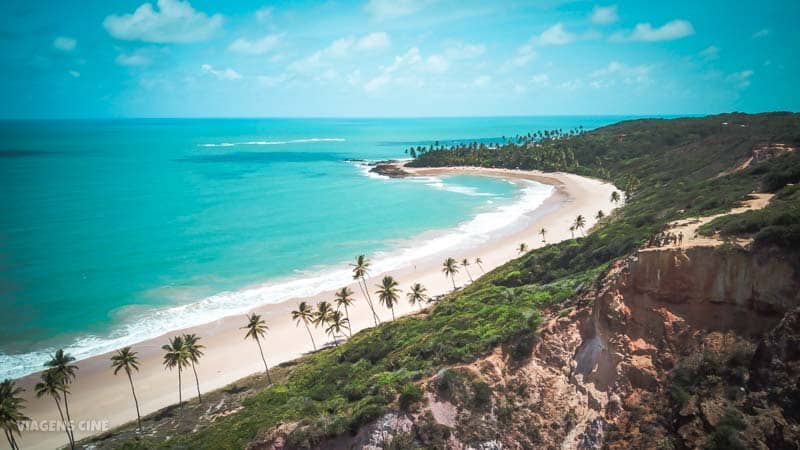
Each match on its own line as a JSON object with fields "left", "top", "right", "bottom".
{"left": 103, "top": 113, "right": 800, "bottom": 449}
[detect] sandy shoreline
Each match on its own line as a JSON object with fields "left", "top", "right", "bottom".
{"left": 8, "top": 166, "right": 617, "bottom": 450}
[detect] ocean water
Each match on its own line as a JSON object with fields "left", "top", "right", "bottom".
{"left": 0, "top": 116, "right": 624, "bottom": 379}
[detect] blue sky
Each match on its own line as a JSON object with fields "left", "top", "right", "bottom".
{"left": 0, "top": 0, "right": 797, "bottom": 118}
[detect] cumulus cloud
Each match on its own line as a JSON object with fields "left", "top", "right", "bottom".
{"left": 612, "top": 20, "right": 695, "bottom": 42}
{"left": 699, "top": 45, "right": 720, "bottom": 61}
{"left": 288, "top": 32, "right": 391, "bottom": 74}
{"left": 355, "top": 32, "right": 391, "bottom": 51}
{"left": 727, "top": 69, "right": 753, "bottom": 89}
{"left": 503, "top": 43, "right": 536, "bottom": 70}
{"left": 364, "top": 0, "right": 431, "bottom": 21}
{"left": 53, "top": 36, "right": 77, "bottom": 52}
{"left": 444, "top": 41, "right": 486, "bottom": 60}
{"left": 591, "top": 5, "right": 618, "bottom": 25}
{"left": 103, "top": 0, "right": 223, "bottom": 43}
{"left": 531, "top": 73, "right": 550, "bottom": 87}
{"left": 115, "top": 49, "right": 153, "bottom": 66}
{"left": 589, "top": 61, "right": 652, "bottom": 87}
{"left": 535, "top": 23, "right": 576, "bottom": 46}
{"left": 201, "top": 64, "right": 242, "bottom": 80}
{"left": 472, "top": 75, "right": 491, "bottom": 87}
{"left": 228, "top": 34, "right": 282, "bottom": 55}
{"left": 363, "top": 47, "right": 448, "bottom": 93}
{"left": 752, "top": 28, "right": 770, "bottom": 39}
{"left": 255, "top": 6, "right": 273, "bottom": 22}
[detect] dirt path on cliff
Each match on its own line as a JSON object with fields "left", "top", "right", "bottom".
{"left": 640, "top": 193, "right": 773, "bottom": 251}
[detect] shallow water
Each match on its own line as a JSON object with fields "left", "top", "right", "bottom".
{"left": 0, "top": 116, "right": 626, "bottom": 378}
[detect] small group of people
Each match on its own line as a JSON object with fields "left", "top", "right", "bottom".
{"left": 646, "top": 229, "right": 684, "bottom": 248}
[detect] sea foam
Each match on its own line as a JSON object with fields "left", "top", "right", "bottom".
{"left": 0, "top": 168, "right": 552, "bottom": 380}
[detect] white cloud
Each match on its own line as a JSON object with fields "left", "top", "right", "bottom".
{"left": 444, "top": 41, "right": 486, "bottom": 60}
{"left": 612, "top": 20, "right": 694, "bottom": 42}
{"left": 727, "top": 69, "right": 753, "bottom": 89}
{"left": 228, "top": 34, "right": 282, "bottom": 55}
{"left": 531, "top": 73, "right": 550, "bottom": 87}
{"left": 590, "top": 5, "right": 618, "bottom": 25}
{"left": 103, "top": 0, "right": 223, "bottom": 43}
{"left": 53, "top": 36, "right": 77, "bottom": 52}
{"left": 472, "top": 75, "right": 491, "bottom": 87}
{"left": 424, "top": 54, "right": 449, "bottom": 74}
{"left": 201, "top": 64, "right": 242, "bottom": 80}
{"left": 68, "top": 70, "right": 81, "bottom": 78}
{"left": 535, "top": 23, "right": 576, "bottom": 46}
{"left": 589, "top": 61, "right": 652, "bottom": 87}
{"left": 363, "top": 47, "right": 447, "bottom": 93}
{"left": 116, "top": 49, "right": 152, "bottom": 66}
{"left": 503, "top": 43, "right": 536, "bottom": 70}
{"left": 255, "top": 6, "right": 273, "bottom": 22}
{"left": 355, "top": 32, "right": 391, "bottom": 51}
{"left": 699, "top": 45, "right": 719, "bottom": 61}
{"left": 364, "top": 0, "right": 431, "bottom": 21}
{"left": 257, "top": 73, "right": 289, "bottom": 87}
{"left": 288, "top": 32, "right": 391, "bottom": 74}
{"left": 752, "top": 28, "right": 770, "bottom": 39}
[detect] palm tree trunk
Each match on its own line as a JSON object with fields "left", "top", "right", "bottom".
{"left": 478, "top": 263, "right": 485, "bottom": 274}
{"left": 126, "top": 370, "right": 142, "bottom": 432}
{"left": 62, "top": 391, "right": 75, "bottom": 445}
{"left": 303, "top": 321, "right": 317, "bottom": 350}
{"left": 256, "top": 337, "right": 272, "bottom": 384}
{"left": 344, "top": 305, "right": 352, "bottom": 336}
{"left": 359, "top": 277, "right": 381, "bottom": 326}
{"left": 465, "top": 267, "right": 474, "bottom": 282}
{"left": 391, "top": 306, "right": 396, "bottom": 321}
{"left": 4, "top": 429, "right": 15, "bottom": 450}
{"left": 451, "top": 275, "right": 457, "bottom": 290}
{"left": 191, "top": 361, "right": 202, "bottom": 403}
{"left": 177, "top": 367, "right": 183, "bottom": 410}
{"left": 53, "top": 395, "right": 74, "bottom": 449}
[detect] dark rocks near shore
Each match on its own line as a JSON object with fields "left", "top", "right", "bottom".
{"left": 369, "top": 160, "right": 409, "bottom": 178}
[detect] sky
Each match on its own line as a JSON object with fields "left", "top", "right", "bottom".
{"left": 0, "top": 0, "right": 798, "bottom": 118}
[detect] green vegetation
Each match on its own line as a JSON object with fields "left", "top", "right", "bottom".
{"left": 1, "top": 379, "right": 28, "bottom": 450}
{"left": 699, "top": 184, "right": 800, "bottom": 248}
{"left": 97, "top": 113, "right": 800, "bottom": 448}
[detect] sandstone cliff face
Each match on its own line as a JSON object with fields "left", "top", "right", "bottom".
{"left": 272, "top": 246, "right": 800, "bottom": 449}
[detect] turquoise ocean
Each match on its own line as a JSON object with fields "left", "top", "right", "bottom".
{"left": 0, "top": 117, "right": 626, "bottom": 379}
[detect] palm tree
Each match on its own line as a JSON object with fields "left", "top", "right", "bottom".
{"left": 313, "top": 301, "right": 334, "bottom": 330}
{"left": 242, "top": 314, "right": 272, "bottom": 383}
{"left": 182, "top": 334, "right": 205, "bottom": 403}
{"left": 569, "top": 224, "right": 576, "bottom": 239}
{"left": 333, "top": 287, "right": 355, "bottom": 337}
{"left": 161, "top": 335, "right": 190, "bottom": 409}
{"left": 517, "top": 243, "right": 528, "bottom": 254}
{"left": 325, "top": 311, "right": 350, "bottom": 347}
{"left": 44, "top": 349, "right": 77, "bottom": 444}
{"left": 610, "top": 190, "right": 620, "bottom": 205}
{"left": 0, "top": 379, "right": 28, "bottom": 450}
{"left": 351, "top": 255, "right": 380, "bottom": 326}
{"left": 375, "top": 276, "right": 401, "bottom": 321}
{"left": 573, "top": 214, "right": 586, "bottom": 236}
{"left": 461, "top": 258, "right": 474, "bottom": 282}
{"left": 291, "top": 301, "right": 318, "bottom": 350}
{"left": 539, "top": 227, "right": 547, "bottom": 243}
{"left": 406, "top": 283, "right": 428, "bottom": 311}
{"left": 35, "top": 369, "right": 74, "bottom": 449}
{"left": 595, "top": 210, "right": 605, "bottom": 221}
{"left": 110, "top": 347, "right": 142, "bottom": 432}
{"left": 475, "top": 257, "right": 485, "bottom": 274}
{"left": 442, "top": 257, "right": 459, "bottom": 290}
